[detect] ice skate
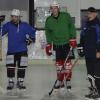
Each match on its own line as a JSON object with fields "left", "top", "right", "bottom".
{"left": 17, "top": 81, "right": 26, "bottom": 90}
{"left": 7, "top": 81, "right": 14, "bottom": 90}
{"left": 15, "top": 80, "right": 27, "bottom": 97}
{"left": 6, "top": 80, "right": 16, "bottom": 96}
{"left": 85, "top": 87, "right": 98, "bottom": 100}
{"left": 66, "top": 80, "right": 71, "bottom": 92}
{"left": 17, "top": 80, "right": 26, "bottom": 94}
{"left": 59, "top": 81, "right": 67, "bottom": 96}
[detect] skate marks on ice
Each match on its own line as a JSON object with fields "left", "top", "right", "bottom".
{"left": 42, "top": 93, "right": 81, "bottom": 100}
{"left": 0, "top": 85, "right": 7, "bottom": 95}
{"left": 41, "top": 88, "right": 87, "bottom": 100}
{"left": 0, "top": 89, "right": 32, "bottom": 100}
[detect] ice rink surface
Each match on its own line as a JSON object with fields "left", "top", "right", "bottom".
{"left": 0, "top": 59, "right": 89, "bottom": 100}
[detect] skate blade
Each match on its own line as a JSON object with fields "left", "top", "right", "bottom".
{"left": 16, "top": 89, "right": 31, "bottom": 98}
{"left": 59, "top": 88, "right": 67, "bottom": 96}
{"left": 85, "top": 97, "right": 94, "bottom": 100}
{"left": 17, "top": 88, "right": 26, "bottom": 92}
{"left": 4, "top": 90, "right": 19, "bottom": 98}
{"left": 6, "top": 89, "right": 15, "bottom": 95}
{"left": 67, "top": 89, "right": 72, "bottom": 93}
{"left": 51, "top": 89, "right": 60, "bottom": 96}
{"left": 16, "top": 88, "right": 26, "bottom": 95}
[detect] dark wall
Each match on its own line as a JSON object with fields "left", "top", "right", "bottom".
{"left": 0, "top": 0, "right": 28, "bottom": 10}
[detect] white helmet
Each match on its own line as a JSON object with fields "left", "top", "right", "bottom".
{"left": 50, "top": 1, "right": 59, "bottom": 8}
{"left": 11, "top": 9, "right": 20, "bottom": 16}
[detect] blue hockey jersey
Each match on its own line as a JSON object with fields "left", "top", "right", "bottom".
{"left": 2, "top": 21, "right": 36, "bottom": 54}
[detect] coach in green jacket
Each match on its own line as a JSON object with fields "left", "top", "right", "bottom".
{"left": 45, "top": 1, "right": 77, "bottom": 92}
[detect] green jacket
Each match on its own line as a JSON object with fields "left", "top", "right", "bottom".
{"left": 45, "top": 12, "right": 76, "bottom": 45}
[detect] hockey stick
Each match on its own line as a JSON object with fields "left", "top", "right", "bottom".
{"left": 49, "top": 56, "right": 79, "bottom": 96}
{"left": 49, "top": 47, "right": 80, "bottom": 96}
{"left": 48, "top": 47, "right": 72, "bottom": 96}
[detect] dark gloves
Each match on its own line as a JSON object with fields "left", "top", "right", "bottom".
{"left": 77, "top": 44, "right": 85, "bottom": 57}
{"left": 26, "top": 37, "right": 35, "bottom": 45}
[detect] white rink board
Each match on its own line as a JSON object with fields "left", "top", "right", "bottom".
{"left": 28, "top": 31, "right": 55, "bottom": 60}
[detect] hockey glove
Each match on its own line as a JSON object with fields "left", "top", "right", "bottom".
{"left": 45, "top": 44, "right": 52, "bottom": 56}
{"left": 26, "top": 37, "right": 35, "bottom": 45}
{"left": 77, "top": 44, "right": 84, "bottom": 57}
{"left": 69, "top": 39, "right": 77, "bottom": 48}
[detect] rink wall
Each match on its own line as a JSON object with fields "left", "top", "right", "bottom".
{"left": 0, "top": 0, "right": 100, "bottom": 64}
{"left": 0, "top": 0, "right": 100, "bottom": 28}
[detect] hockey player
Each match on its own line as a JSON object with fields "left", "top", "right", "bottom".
{"left": 1, "top": 9, "right": 36, "bottom": 90}
{"left": 45, "top": 1, "right": 76, "bottom": 92}
{"left": 80, "top": 7, "right": 100, "bottom": 100}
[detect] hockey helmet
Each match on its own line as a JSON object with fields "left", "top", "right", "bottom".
{"left": 11, "top": 9, "right": 21, "bottom": 16}
{"left": 50, "top": 1, "right": 59, "bottom": 8}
